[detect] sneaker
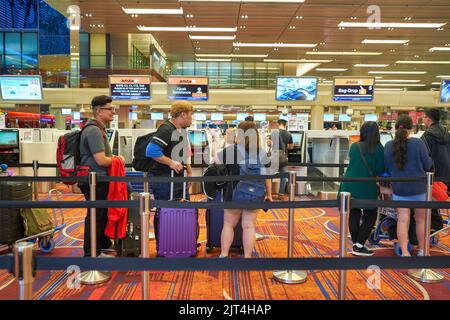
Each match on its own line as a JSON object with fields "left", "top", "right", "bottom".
{"left": 98, "top": 252, "right": 115, "bottom": 258}
{"left": 351, "top": 245, "right": 374, "bottom": 257}
{"left": 417, "top": 249, "right": 424, "bottom": 257}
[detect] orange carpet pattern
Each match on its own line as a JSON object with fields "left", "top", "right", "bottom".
{"left": 0, "top": 186, "right": 449, "bottom": 300}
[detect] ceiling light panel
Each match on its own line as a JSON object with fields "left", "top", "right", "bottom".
{"left": 376, "top": 79, "right": 421, "bottom": 83}
{"left": 179, "top": 0, "right": 305, "bottom": 2}
{"left": 339, "top": 22, "right": 446, "bottom": 29}
{"left": 306, "top": 51, "right": 383, "bottom": 55}
{"left": 137, "top": 26, "right": 237, "bottom": 32}
{"left": 122, "top": 8, "right": 183, "bottom": 15}
{"left": 354, "top": 64, "right": 389, "bottom": 67}
{"left": 315, "top": 68, "right": 348, "bottom": 71}
{"left": 190, "top": 35, "right": 236, "bottom": 40}
{"left": 368, "top": 71, "right": 427, "bottom": 75}
{"left": 233, "top": 42, "right": 317, "bottom": 48}
{"left": 429, "top": 47, "right": 450, "bottom": 51}
{"left": 396, "top": 60, "right": 450, "bottom": 64}
{"left": 362, "top": 39, "right": 409, "bottom": 44}
{"left": 376, "top": 83, "right": 426, "bottom": 87}
{"left": 264, "top": 59, "right": 333, "bottom": 63}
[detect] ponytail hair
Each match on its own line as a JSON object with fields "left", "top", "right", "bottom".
{"left": 392, "top": 114, "right": 413, "bottom": 170}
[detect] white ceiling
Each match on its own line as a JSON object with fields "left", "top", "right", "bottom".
{"left": 46, "top": 0, "right": 450, "bottom": 89}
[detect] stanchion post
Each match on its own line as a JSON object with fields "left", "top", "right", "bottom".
{"left": 140, "top": 192, "right": 151, "bottom": 300}
{"left": 14, "top": 242, "right": 35, "bottom": 300}
{"left": 80, "top": 172, "right": 111, "bottom": 285}
{"left": 144, "top": 172, "right": 155, "bottom": 240}
{"left": 408, "top": 172, "right": 444, "bottom": 283}
{"left": 273, "top": 171, "right": 307, "bottom": 284}
{"left": 32, "top": 160, "right": 39, "bottom": 201}
{"left": 338, "top": 192, "right": 351, "bottom": 300}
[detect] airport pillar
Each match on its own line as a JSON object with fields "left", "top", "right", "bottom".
{"left": 68, "top": 5, "right": 81, "bottom": 88}
{"left": 310, "top": 105, "right": 324, "bottom": 130}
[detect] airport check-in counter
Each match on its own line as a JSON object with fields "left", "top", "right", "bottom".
{"left": 189, "top": 129, "right": 209, "bottom": 194}
{"left": 305, "top": 130, "right": 359, "bottom": 197}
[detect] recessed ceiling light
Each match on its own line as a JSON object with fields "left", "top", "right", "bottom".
{"left": 190, "top": 35, "right": 236, "bottom": 40}
{"left": 233, "top": 42, "right": 317, "bottom": 48}
{"left": 296, "top": 16, "right": 303, "bottom": 19}
{"left": 429, "top": 47, "right": 450, "bottom": 52}
{"left": 376, "top": 79, "right": 421, "bottom": 83}
{"left": 354, "top": 64, "right": 389, "bottom": 67}
{"left": 138, "top": 26, "right": 237, "bottom": 32}
{"left": 264, "top": 59, "right": 333, "bottom": 63}
{"left": 315, "top": 68, "right": 348, "bottom": 72}
{"left": 306, "top": 51, "right": 382, "bottom": 55}
{"left": 338, "top": 22, "right": 446, "bottom": 28}
{"left": 377, "top": 88, "right": 404, "bottom": 91}
{"left": 376, "top": 83, "right": 426, "bottom": 87}
{"left": 369, "top": 71, "right": 427, "bottom": 74}
{"left": 362, "top": 39, "right": 409, "bottom": 44}
{"left": 122, "top": 8, "right": 183, "bottom": 15}
{"left": 396, "top": 60, "right": 450, "bottom": 64}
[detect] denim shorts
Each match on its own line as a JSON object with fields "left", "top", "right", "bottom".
{"left": 392, "top": 193, "right": 426, "bottom": 201}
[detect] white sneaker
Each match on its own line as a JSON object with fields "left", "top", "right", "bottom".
{"left": 98, "top": 252, "right": 115, "bottom": 258}
{"left": 417, "top": 249, "right": 424, "bottom": 257}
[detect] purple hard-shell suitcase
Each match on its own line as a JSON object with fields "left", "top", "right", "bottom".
{"left": 156, "top": 170, "right": 198, "bottom": 258}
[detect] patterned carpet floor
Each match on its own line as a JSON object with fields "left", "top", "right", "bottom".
{"left": 0, "top": 186, "right": 449, "bottom": 300}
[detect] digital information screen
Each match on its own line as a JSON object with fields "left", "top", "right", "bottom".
{"left": 0, "top": 76, "right": 43, "bottom": 101}
{"left": 364, "top": 114, "right": 378, "bottom": 122}
{"left": 73, "top": 112, "right": 81, "bottom": 120}
{"left": 0, "top": 130, "right": 19, "bottom": 146}
{"left": 61, "top": 108, "right": 72, "bottom": 115}
{"left": 276, "top": 77, "right": 318, "bottom": 101}
{"left": 339, "top": 114, "right": 351, "bottom": 122}
{"left": 151, "top": 112, "right": 164, "bottom": 120}
{"left": 167, "top": 77, "right": 208, "bottom": 101}
{"left": 380, "top": 132, "right": 393, "bottom": 146}
{"left": 333, "top": 77, "right": 375, "bottom": 102}
{"left": 189, "top": 131, "right": 206, "bottom": 146}
{"left": 323, "top": 114, "right": 335, "bottom": 122}
{"left": 129, "top": 112, "right": 138, "bottom": 120}
{"left": 194, "top": 113, "right": 207, "bottom": 121}
{"left": 292, "top": 132, "right": 303, "bottom": 147}
{"left": 211, "top": 113, "right": 223, "bottom": 121}
{"left": 440, "top": 79, "right": 450, "bottom": 103}
{"left": 254, "top": 113, "right": 267, "bottom": 121}
{"left": 109, "top": 75, "right": 151, "bottom": 100}
{"left": 236, "top": 113, "right": 249, "bottom": 121}
{"left": 279, "top": 114, "right": 292, "bottom": 121}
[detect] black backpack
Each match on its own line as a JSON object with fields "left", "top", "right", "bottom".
{"left": 132, "top": 132, "right": 157, "bottom": 172}
{"left": 202, "top": 163, "right": 228, "bottom": 200}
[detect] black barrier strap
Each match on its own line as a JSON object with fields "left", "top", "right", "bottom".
{"left": 352, "top": 199, "right": 450, "bottom": 209}
{"left": 0, "top": 176, "right": 88, "bottom": 183}
{"left": 0, "top": 255, "right": 13, "bottom": 272}
{"left": 153, "top": 200, "right": 339, "bottom": 210}
{"left": 30, "top": 256, "right": 450, "bottom": 272}
{"left": 0, "top": 200, "right": 140, "bottom": 209}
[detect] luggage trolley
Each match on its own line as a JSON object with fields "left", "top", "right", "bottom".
{"left": 369, "top": 183, "right": 448, "bottom": 256}
{"left": 17, "top": 189, "right": 66, "bottom": 253}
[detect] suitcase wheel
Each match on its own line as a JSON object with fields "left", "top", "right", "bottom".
{"left": 39, "top": 237, "right": 55, "bottom": 253}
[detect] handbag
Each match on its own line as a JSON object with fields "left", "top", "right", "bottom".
{"left": 20, "top": 208, "right": 53, "bottom": 237}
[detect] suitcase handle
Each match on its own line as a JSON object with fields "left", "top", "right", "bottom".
{"left": 170, "top": 168, "right": 187, "bottom": 201}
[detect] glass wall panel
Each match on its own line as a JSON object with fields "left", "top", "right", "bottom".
{"left": 5, "top": 32, "right": 21, "bottom": 67}
{"left": 22, "top": 32, "right": 38, "bottom": 68}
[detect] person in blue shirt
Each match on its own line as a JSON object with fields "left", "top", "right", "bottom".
{"left": 384, "top": 114, "right": 433, "bottom": 256}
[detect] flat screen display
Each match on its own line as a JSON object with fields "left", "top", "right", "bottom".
{"left": 151, "top": 112, "right": 164, "bottom": 120}
{"left": 194, "top": 113, "right": 207, "bottom": 121}
{"left": 189, "top": 131, "right": 206, "bottom": 146}
{"left": 109, "top": 75, "right": 151, "bottom": 100}
{"left": 167, "top": 76, "right": 208, "bottom": 101}
{"left": 0, "top": 76, "right": 43, "bottom": 101}
{"left": 276, "top": 77, "right": 318, "bottom": 101}
{"left": 211, "top": 113, "right": 223, "bottom": 121}
{"left": 292, "top": 132, "right": 304, "bottom": 147}
{"left": 364, "top": 114, "right": 378, "bottom": 122}
{"left": 61, "top": 108, "right": 71, "bottom": 115}
{"left": 323, "top": 114, "right": 335, "bottom": 122}
{"left": 129, "top": 112, "right": 138, "bottom": 120}
{"left": 73, "top": 112, "right": 81, "bottom": 120}
{"left": 380, "top": 132, "right": 393, "bottom": 146}
{"left": 339, "top": 114, "right": 351, "bottom": 122}
{"left": 254, "top": 113, "right": 266, "bottom": 121}
{"left": 279, "top": 114, "right": 292, "bottom": 121}
{"left": 333, "top": 77, "right": 375, "bottom": 102}
{"left": 440, "top": 79, "right": 450, "bottom": 103}
{"left": 236, "top": 113, "right": 248, "bottom": 121}
{"left": 0, "top": 130, "right": 19, "bottom": 146}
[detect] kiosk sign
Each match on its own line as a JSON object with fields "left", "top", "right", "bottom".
{"left": 109, "top": 75, "right": 151, "bottom": 100}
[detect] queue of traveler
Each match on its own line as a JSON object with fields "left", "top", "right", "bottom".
{"left": 78, "top": 95, "right": 449, "bottom": 259}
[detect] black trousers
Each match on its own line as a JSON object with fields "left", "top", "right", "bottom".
{"left": 349, "top": 208, "right": 378, "bottom": 246}
{"left": 80, "top": 182, "right": 111, "bottom": 257}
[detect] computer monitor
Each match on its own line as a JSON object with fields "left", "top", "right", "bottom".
{"left": 236, "top": 113, "right": 248, "bottom": 121}
{"left": 189, "top": 131, "right": 206, "bottom": 147}
{"left": 129, "top": 112, "right": 138, "bottom": 120}
{"left": 323, "top": 114, "right": 335, "bottom": 122}
{"left": 276, "top": 77, "right": 318, "bottom": 101}
{"left": 151, "top": 112, "right": 164, "bottom": 120}
{"left": 440, "top": 79, "right": 450, "bottom": 103}
{"left": 364, "top": 114, "right": 378, "bottom": 122}
{"left": 61, "top": 108, "right": 72, "bottom": 115}
{"left": 194, "top": 113, "right": 207, "bottom": 121}
{"left": 0, "top": 130, "right": 19, "bottom": 146}
{"left": 211, "top": 113, "right": 223, "bottom": 121}
{"left": 254, "top": 113, "right": 266, "bottom": 121}
{"left": 292, "top": 132, "right": 304, "bottom": 148}
{"left": 339, "top": 114, "right": 351, "bottom": 122}
{"left": 0, "top": 75, "right": 43, "bottom": 101}
{"left": 380, "top": 132, "right": 393, "bottom": 146}
{"left": 73, "top": 112, "right": 81, "bottom": 120}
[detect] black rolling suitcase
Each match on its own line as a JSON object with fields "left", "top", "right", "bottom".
{"left": 0, "top": 182, "right": 32, "bottom": 245}
{"left": 205, "top": 190, "right": 243, "bottom": 253}
{"left": 117, "top": 192, "right": 141, "bottom": 257}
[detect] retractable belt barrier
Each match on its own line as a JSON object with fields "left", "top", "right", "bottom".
{"left": 1, "top": 255, "right": 449, "bottom": 274}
